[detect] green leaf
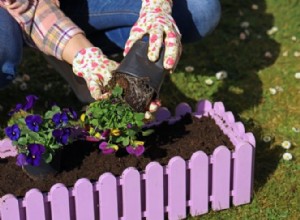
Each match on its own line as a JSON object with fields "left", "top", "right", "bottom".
{"left": 43, "top": 152, "right": 53, "bottom": 163}
{"left": 112, "top": 85, "right": 123, "bottom": 97}
{"left": 17, "top": 137, "right": 28, "bottom": 146}
{"left": 134, "top": 113, "right": 145, "bottom": 121}
{"left": 49, "top": 143, "right": 61, "bottom": 150}
{"left": 28, "top": 131, "right": 40, "bottom": 140}
{"left": 122, "top": 136, "right": 130, "bottom": 146}
{"left": 142, "top": 129, "right": 154, "bottom": 136}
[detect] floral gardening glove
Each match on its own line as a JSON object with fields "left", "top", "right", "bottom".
{"left": 72, "top": 47, "right": 119, "bottom": 100}
{"left": 124, "top": 0, "right": 181, "bottom": 72}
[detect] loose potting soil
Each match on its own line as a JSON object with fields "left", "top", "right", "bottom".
{"left": 0, "top": 115, "right": 234, "bottom": 197}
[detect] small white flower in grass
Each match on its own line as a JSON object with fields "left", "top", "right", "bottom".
{"left": 263, "top": 136, "right": 272, "bottom": 143}
{"left": 269, "top": 88, "right": 277, "bottom": 95}
{"left": 267, "top": 26, "right": 278, "bottom": 35}
{"left": 282, "top": 51, "right": 288, "bottom": 57}
{"left": 216, "top": 70, "right": 228, "bottom": 80}
{"left": 240, "top": 21, "right": 250, "bottom": 29}
{"left": 294, "top": 51, "right": 300, "bottom": 57}
{"left": 240, "top": 32, "right": 247, "bottom": 40}
{"left": 281, "top": 140, "right": 291, "bottom": 150}
{"left": 12, "top": 76, "right": 22, "bottom": 84}
{"left": 244, "top": 29, "right": 250, "bottom": 36}
{"left": 295, "top": 72, "right": 300, "bottom": 79}
{"left": 292, "top": 127, "right": 300, "bottom": 133}
{"left": 19, "top": 82, "right": 27, "bottom": 91}
{"left": 252, "top": 4, "right": 259, "bottom": 10}
{"left": 185, "top": 66, "right": 194, "bottom": 73}
{"left": 205, "top": 78, "right": 214, "bottom": 86}
{"left": 275, "top": 86, "right": 283, "bottom": 92}
{"left": 264, "top": 51, "right": 273, "bottom": 58}
{"left": 267, "top": 27, "right": 277, "bottom": 35}
{"left": 22, "top": 74, "right": 30, "bottom": 82}
{"left": 282, "top": 152, "right": 293, "bottom": 161}
{"left": 291, "top": 36, "right": 297, "bottom": 41}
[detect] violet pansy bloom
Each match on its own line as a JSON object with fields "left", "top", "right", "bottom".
{"left": 99, "top": 142, "right": 115, "bottom": 154}
{"left": 23, "top": 95, "right": 38, "bottom": 111}
{"left": 25, "top": 114, "right": 43, "bottom": 132}
{"left": 5, "top": 124, "right": 21, "bottom": 141}
{"left": 16, "top": 153, "right": 28, "bottom": 166}
{"left": 65, "top": 108, "right": 78, "bottom": 120}
{"left": 26, "top": 143, "right": 45, "bottom": 166}
{"left": 101, "top": 130, "right": 110, "bottom": 139}
{"left": 126, "top": 145, "right": 145, "bottom": 157}
{"left": 52, "top": 112, "right": 68, "bottom": 127}
{"left": 8, "top": 103, "right": 23, "bottom": 116}
{"left": 52, "top": 128, "right": 71, "bottom": 145}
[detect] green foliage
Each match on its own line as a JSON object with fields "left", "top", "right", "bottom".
{"left": 83, "top": 85, "right": 153, "bottom": 151}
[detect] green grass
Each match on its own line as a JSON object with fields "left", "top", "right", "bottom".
{"left": 1, "top": 0, "right": 300, "bottom": 219}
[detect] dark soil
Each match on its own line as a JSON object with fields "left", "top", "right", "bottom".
{"left": 0, "top": 114, "right": 234, "bottom": 198}
{"left": 109, "top": 72, "right": 155, "bottom": 112}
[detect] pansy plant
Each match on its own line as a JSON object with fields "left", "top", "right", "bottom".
{"left": 4, "top": 95, "right": 82, "bottom": 167}
{"left": 82, "top": 85, "right": 153, "bottom": 156}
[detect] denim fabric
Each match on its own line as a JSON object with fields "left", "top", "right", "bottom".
{"left": 0, "top": 0, "right": 221, "bottom": 88}
{"left": 60, "top": 0, "right": 221, "bottom": 53}
{"left": 0, "top": 8, "right": 23, "bottom": 88}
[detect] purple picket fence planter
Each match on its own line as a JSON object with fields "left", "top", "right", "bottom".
{"left": 0, "top": 100, "right": 255, "bottom": 220}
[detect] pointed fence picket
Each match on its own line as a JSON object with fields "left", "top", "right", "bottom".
{"left": 0, "top": 100, "right": 255, "bottom": 220}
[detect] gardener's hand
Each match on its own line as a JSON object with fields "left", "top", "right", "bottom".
{"left": 72, "top": 47, "right": 119, "bottom": 100}
{"left": 124, "top": 0, "right": 182, "bottom": 72}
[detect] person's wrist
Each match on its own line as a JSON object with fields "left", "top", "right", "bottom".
{"left": 141, "top": 0, "right": 173, "bottom": 14}
{"left": 62, "top": 34, "right": 94, "bottom": 64}
{"left": 72, "top": 47, "right": 104, "bottom": 78}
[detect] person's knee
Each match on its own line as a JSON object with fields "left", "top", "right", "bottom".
{"left": 189, "top": 0, "right": 221, "bottom": 38}
{"left": 0, "top": 8, "right": 23, "bottom": 88}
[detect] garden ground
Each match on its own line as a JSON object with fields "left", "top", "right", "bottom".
{"left": 0, "top": 0, "right": 299, "bottom": 219}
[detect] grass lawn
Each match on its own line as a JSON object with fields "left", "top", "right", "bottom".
{"left": 0, "top": 0, "right": 299, "bottom": 219}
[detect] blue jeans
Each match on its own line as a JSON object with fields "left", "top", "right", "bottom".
{"left": 0, "top": 8, "right": 23, "bottom": 88}
{"left": 0, "top": 0, "right": 221, "bottom": 88}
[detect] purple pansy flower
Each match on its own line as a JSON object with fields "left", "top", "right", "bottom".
{"left": 25, "top": 114, "right": 43, "bottom": 132}
{"left": 99, "top": 142, "right": 115, "bottom": 154}
{"left": 23, "top": 95, "right": 38, "bottom": 111}
{"left": 8, "top": 103, "right": 23, "bottom": 116}
{"left": 52, "top": 128, "right": 71, "bottom": 145}
{"left": 16, "top": 153, "right": 28, "bottom": 166}
{"left": 26, "top": 143, "right": 45, "bottom": 166}
{"left": 127, "top": 123, "right": 133, "bottom": 129}
{"left": 126, "top": 145, "right": 145, "bottom": 157}
{"left": 5, "top": 124, "right": 21, "bottom": 141}
{"left": 52, "top": 112, "right": 68, "bottom": 127}
{"left": 64, "top": 108, "right": 78, "bottom": 120}
{"left": 101, "top": 130, "right": 110, "bottom": 139}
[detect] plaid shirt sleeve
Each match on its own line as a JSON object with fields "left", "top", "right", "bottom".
{"left": 0, "top": 0, "right": 84, "bottom": 60}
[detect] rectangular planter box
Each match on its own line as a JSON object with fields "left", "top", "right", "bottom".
{"left": 0, "top": 100, "right": 255, "bottom": 220}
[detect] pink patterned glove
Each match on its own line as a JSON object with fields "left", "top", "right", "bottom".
{"left": 124, "top": 0, "right": 181, "bottom": 71}
{"left": 72, "top": 47, "right": 119, "bottom": 100}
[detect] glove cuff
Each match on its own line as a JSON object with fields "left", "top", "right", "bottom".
{"left": 141, "top": 0, "right": 173, "bottom": 14}
{"left": 72, "top": 47, "right": 103, "bottom": 78}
